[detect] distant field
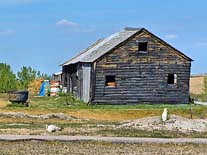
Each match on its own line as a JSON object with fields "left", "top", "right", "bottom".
{"left": 190, "top": 76, "right": 205, "bottom": 95}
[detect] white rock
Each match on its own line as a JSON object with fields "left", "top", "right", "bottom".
{"left": 46, "top": 124, "right": 61, "bottom": 132}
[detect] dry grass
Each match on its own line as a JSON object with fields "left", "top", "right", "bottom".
{"left": 0, "top": 141, "right": 206, "bottom": 155}
{"left": 190, "top": 76, "right": 204, "bottom": 95}
{"left": 0, "top": 93, "right": 206, "bottom": 121}
{"left": 0, "top": 108, "right": 206, "bottom": 121}
{"left": 64, "top": 109, "right": 162, "bottom": 121}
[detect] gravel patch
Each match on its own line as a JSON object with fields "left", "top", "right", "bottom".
{"left": 119, "top": 115, "right": 207, "bottom": 132}
{"left": 0, "top": 112, "right": 79, "bottom": 120}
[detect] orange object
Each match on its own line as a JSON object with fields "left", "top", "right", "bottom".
{"left": 107, "top": 82, "right": 116, "bottom": 87}
{"left": 28, "top": 78, "right": 44, "bottom": 95}
{"left": 50, "top": 80, "right": 60, "bottom": 96}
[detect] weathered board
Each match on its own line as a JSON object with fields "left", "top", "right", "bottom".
{"left": 92, "top": 30, "right": 191, "bottom": 104}
{"left": 82, "top": 63, "right": 91, "bottom": 102}
{"left": 62, "top": 64, "right": 80, "bottom": 98}
{"left": 62, "top": 63, "right": 91, "bottom": 102}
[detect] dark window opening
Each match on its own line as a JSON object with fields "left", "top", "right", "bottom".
{"left": 105, "top": 75, "right": 116, "bottom": 87}
{"left": 167, "top": 74, "right": 177, "bottom": 85}
{"left": 138, "top": 42, "right": 148, "bottom": 51}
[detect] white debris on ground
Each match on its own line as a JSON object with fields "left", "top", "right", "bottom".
{"left": 119, "top": 115, "right": 207, "bottom": 133}
{"left": 194, "top": 101, "right": 207, "bottom": 106}
{"left": 0, "top": 112, "right": 79, "bottom": 120}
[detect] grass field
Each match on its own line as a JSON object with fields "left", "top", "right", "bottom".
{"left": 1, "top": 93, "right": 207, "bottom": 121}
{"left": 1, "top": 93, "right": 207, "bottom": 138}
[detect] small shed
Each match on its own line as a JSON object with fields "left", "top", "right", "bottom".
{"left": 61, "top": 27, "right": 192, "bottom": 104}
{"left": 52, "top": 72, "right": 62, "bottom": 83}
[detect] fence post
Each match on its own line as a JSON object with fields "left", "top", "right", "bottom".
{"left": 189, "top": 107, "right": 193, "bottom": 119}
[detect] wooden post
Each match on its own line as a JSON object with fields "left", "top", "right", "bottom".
{"left": 189, "top": 107, "right": 193, "bottom": 119}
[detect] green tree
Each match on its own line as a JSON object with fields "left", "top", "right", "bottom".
{"left": 17, "top": 66, "right": 51, "bottom": 90}
{"left": 40, "top": 73, "right": 52, "bottom": 81}
{"left": 0, "top": 63, "right": 17, "bottom": 93}
{"left": 17, "top": 66, "right": 38, "bottom": 90}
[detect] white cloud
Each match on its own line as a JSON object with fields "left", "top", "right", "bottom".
{"left": 0, "top": 29, "right": 15, "bottom": 36}
{"left": 56, "top": 19, "right": 79, "bottom": 27}
{"left": 164, "top": 34, "right": 177, "bottom": 39}
{"left": 56, "top": 19, "right": 95, "bottom": 33}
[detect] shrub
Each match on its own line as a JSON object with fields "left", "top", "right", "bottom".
{"left": 58, "top": 92, "right": 84, "bottom": 105}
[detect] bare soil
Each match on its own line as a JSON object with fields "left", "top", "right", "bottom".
{"left": 0, "top": 141, "right": 207, "bottom": 155}
{"left": 0, "top": 112, "right": 79, "bottom": 120}
{"left": 0, "top": 112, "right": 207, "bottom": 138}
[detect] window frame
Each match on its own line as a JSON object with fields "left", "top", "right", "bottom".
{"left": 167, "top": 73, "right": 177, "bottom": 85}
{"left": 138, "top": 41, "right": 148, "bottom": 52}
{"left": 105, "top": 75, "right": 116, "bottom": 88}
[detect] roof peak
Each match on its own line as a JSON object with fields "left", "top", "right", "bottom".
{"left": 124, "top": 27, "right": 143, "bottom": 31}
{"left": 61, "top": 27, "right": 192, "bottom": 66}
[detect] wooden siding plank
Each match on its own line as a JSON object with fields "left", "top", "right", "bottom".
{"left": 92, "top": 30, "right": 191, "bottom": 104}
{"left": 82, "top": 63, "right": 92, "bottom": 103}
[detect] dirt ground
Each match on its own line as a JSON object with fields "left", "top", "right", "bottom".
{"left": 0, "top": 141, "right": 206, "bottom": 155}
{"left": 1, "top": 96, "right": 207, "bottom": 154}
{"left": 120, "top": 115, "right": 207, "bottom": 133}
{"left": 0, "top": 112, "right": 207, "bottom": 138}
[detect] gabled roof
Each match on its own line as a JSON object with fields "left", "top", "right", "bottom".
{"left": 61, "top": 27, "right": 192, "bottom": 66}
{"left": 61, "top": 39, "right": 104, "bottom": 66}
{"left": 53, "top": 71, "right": 62, "bottom": 76}
{"left": 142, "top": 29, "right": 193, "bottom": 62}
{"left": 61, "top": 28, "right": 141, "bottom": 66}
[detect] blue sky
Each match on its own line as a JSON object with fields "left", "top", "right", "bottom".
{"left": 0, "top": 0, "right": 206, "bottom": 75}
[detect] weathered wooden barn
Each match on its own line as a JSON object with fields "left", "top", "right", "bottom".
{"left": 61, "top": 27, "right": 192, "bottom": 104}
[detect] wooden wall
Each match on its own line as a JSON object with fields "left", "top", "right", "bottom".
{"left": 62, "top": 63, "right": 91, "bottom": 102}
{"left": 82, "top": 63, "right": 92, "bottom": 102}
{"left": 62, "top": 64, "right": 81, "bottom": 98}
{"left": 92, "top": 30, "right": 191, "bottom": 104}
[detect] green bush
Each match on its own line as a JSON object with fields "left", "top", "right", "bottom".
{"left": 58, "top": 92, "right": 84, "bottom": 105}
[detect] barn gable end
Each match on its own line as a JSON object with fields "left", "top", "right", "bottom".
{"left": 92, "top": 29, "right": 191, "bottom": 104}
